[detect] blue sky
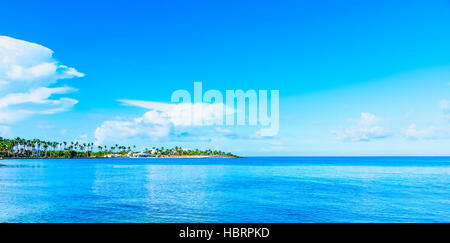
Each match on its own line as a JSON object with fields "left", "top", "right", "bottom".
{"left": 1, "top": 0, "right": 450, "bottom": 155}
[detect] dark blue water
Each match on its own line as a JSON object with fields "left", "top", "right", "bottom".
{"left": 0, "top": 157, "right": 449, "bottom": 222}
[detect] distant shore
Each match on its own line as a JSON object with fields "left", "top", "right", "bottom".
{"left": 152, "top": 155, "right": 240, "bottom": 158}
{"left": 0, "top": 155, "right": 240, "bottom": 160}
{"left": 0, "top": 137, "right": 238, "bottom": 159}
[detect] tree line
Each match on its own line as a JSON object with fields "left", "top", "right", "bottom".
{"left": 0, "top": 137, "right": 236, "bottom": 158}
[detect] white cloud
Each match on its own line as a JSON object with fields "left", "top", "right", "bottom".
{"left": 331, "top": 113, "right": 390, "bottom": 142}
{"left": 119, "top": 99, "right": 234, "bottom": 126}
{"left": 403, "top": 123, "right": 450, "bottom": 140}
{"left": 401, "top": 100, "right": 450, "bottom": 140}
{"left": 94, "top": 118, "right": 172, "bottom": 145}
{"left": 404, "top": 124, "right": 435, "bottom": 140}
{"left": 95, "top": 100, "right": 238, "bottom": 145}
{"left": 0, "top": 36, "right": 84, "bottom": 88}
{"left": 0, "top": 86, "right": 76, "bottom": 108}
{"left": 356, "top": 112, "right": 380, "bottom": 126}
{"left": 0, "top": 36, "right": 83, "bottom": 125}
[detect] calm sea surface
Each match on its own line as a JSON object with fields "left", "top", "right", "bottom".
{"left": 0, "top": 157, "right": 449, "bottom": 222}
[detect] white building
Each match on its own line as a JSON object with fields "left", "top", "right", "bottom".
{"left": 133, "top": 152, "right": 152, "bottom": 158}
{"left": 107, "top": 154, "right": 123, "bottom": 158}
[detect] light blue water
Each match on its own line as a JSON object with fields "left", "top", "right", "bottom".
{"left": 0, "top": 157, "right": 449, "bottom": 222}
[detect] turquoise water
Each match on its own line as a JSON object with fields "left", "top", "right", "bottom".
{"left": 0, "top": 157, "right": 449, "bottom": 222}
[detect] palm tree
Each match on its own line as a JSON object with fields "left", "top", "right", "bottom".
{"left": 43, "top": 142, "right": 48, "bottom": 157}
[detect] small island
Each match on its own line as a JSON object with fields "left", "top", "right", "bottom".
{"left": 0, "top": 137, "right": 239, "bottom": 159}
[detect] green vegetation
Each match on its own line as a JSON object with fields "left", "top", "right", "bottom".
{"left": 143, "top": 146, "right": 237, "bottom": 158}
{"left": 0, "top": 137, "right": 238, "bottom": 159}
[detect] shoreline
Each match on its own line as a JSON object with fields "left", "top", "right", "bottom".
{"left": 0, "top": 155, "right": 240, "bottom": 160}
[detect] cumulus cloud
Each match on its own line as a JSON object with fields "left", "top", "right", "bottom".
{"left": 94, "top": 100, "right": 236, "bottom": 145}
{"left": 94, "top": 117, "right": 172, "bottom": 145}
{"left": 331, "top": 113, "right": 391, "bottom": 142}
{"left": 119, "top": 99, "right": 234, "bottom": 126}
{"left": 0, "top": 36, "right": 83, "bottom": 125}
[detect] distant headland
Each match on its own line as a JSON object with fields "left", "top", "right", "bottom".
{"left": 0, "top": 137, "right": 239, "bottom": 159}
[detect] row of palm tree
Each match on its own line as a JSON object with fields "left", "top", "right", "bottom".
{"left": 0, "top": 137, "right": 102, "bottom": 158}
{"left": 0, "top": 137, "right": 236, "bottom": 158}
{"left": 145, "top": 146, "right": 234, "bottom": 157}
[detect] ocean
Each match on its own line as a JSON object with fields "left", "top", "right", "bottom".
{"left": 0, "top": 157, "right": 449, "bottom": 222}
